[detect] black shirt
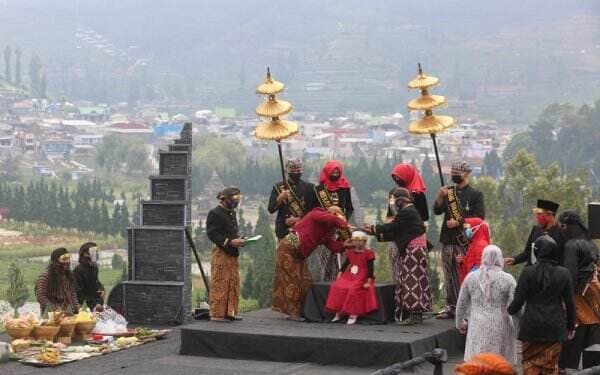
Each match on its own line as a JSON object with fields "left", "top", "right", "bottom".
{"left": 268, "top": 179, "right": 318, "bottom": 239}
{"left": 315, "top": 185, "right": 354, "bottom": 221}
{"left": 508, "top": 263, "right": 575, "bottom": 342}
{"left": 73, "top": 262, "right": 104, "bottom": 304}
{"left": 374, "top": 205, "right": 426, "bottom": 255}
{"left": 206, "top": 205, "right": 240, "bottom": 257}
{"left": 563, "top": 238, "right": 599, "bottom": 293}
{"left": 433, "top": 184, "right": 485, "bottom": 245}
{"left": 387, "top": 190, "right": 429, "bottom": 222}
{"left": 513, "top": 225, "right": 565, "bottom": 266}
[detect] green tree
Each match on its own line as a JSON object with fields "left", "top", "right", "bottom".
{"left": 3, "top": 45, "right": 12, "bottom": 83}
{"left": 248, "top": 205, "right": 276, "bottom": 307}
{"left": 14, "top": 47, "right": 21, "bottom": 85}
{"left": 241, "top": 267, "right": 255, "bottom": 299}
{"left": 29, "top": 53, "right": 42, "bottom": 96}
{"left": 4, "top": 262, "right": 29, "bottom": 317}
{"left": 112, "top": 253, "right": 124, "bottom": 270}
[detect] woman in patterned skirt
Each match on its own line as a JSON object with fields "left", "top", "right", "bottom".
{"left": 364, "top": 187, "right": 431, "bottom": 325}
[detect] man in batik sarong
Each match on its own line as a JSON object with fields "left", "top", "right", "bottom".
{"left": 272, "top": 206, "right": 350, "bottom": 321}
{"left": 364, "top": 187, "right": 431, "bottom": 325}
{"left": 508, "top": 235, "right": 576, "bottom": 374}
{"left": 206, "top": 187, "right": 245, "bottom": 322}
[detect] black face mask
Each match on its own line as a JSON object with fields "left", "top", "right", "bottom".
{"left": 329, "top": 174, "right": 340, "bottom": 182}
{"left": 451, "top": 175, "right": 464, "bottom": 184}
{"left": 288, "top": 173, "right": 302, "bottom": 183}
{"left": 393, "top": 177, "right": 406, "bottom": 187}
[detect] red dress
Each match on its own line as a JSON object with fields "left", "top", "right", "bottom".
{"left": 325, "top": 248, "right": 379, "bottom": 316}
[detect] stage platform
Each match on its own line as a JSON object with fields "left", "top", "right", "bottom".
{"left": 179, "top": 309, "right": 464, "bottom": 368}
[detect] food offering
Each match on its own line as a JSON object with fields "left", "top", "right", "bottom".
{"left": 74, "top": 309, "right": 97, "bottom": 339}
{"left": 9, "top": 310, "right": 168, "bottom": 367}
{"left": 2, "top": 313, "right": 39, "bottom": 339}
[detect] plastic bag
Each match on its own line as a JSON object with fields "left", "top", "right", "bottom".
{"left": 92, "top": 306, "right": 128, "bottom": 334}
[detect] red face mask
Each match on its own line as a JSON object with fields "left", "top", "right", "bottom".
{"left": 536, "top": 213, "right": 549, "bottom": 227}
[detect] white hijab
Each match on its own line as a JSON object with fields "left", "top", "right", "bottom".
{"left": 477, "top": 245, "right": 504, "bottom": 301}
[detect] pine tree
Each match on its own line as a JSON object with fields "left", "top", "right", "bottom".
{"left": 242, "top": 267, "right": 255, "bottom": 299}
{"left": 4, "top": 262, "right": 29, "bottom": 317}
{"left": 4, "top": 46, "right": 12, "bottom": 83}
{"left": 249, "top": 206, "right": 276, "bottom": 307}
{"left": 100, "top": 200, "right": 111, "bottom": 234}
{"left": 111, "top": 203, "right": 122, "bottom": 235}
{"left": 119, "top": 204, "right": 130, "bottom": 237}
{"left": 112, "top": 253, "right": 124, "bottom": 270}
{"left": 120, "top": 263, "right": 128, "bottom": 281}
{"left": 14, "top": 47, "right": 21, "bottom": 85}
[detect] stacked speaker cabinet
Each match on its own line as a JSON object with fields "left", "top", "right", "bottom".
{"left": 123, "top": 123, "right": 192, "bottom": 325}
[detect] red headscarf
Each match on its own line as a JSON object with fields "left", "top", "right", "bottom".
{"left": 459, "top": 217, "right": 491, "bottom": 285}
{"left": 391, "top": 164, "right": 427, "bottom": 193}
{"left": 319, "top": 160, "right": 351, "bottom": 191}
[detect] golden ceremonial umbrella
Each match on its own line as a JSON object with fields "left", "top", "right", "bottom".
{"left": 407, "top": 64, "right": 455, "bottom": 186}
{"left": 254, "top": 68, "right": 299, "bottom": 187}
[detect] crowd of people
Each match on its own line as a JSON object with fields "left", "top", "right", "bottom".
{"left": 206, "top": 157, "right": 600, "bottom": 374}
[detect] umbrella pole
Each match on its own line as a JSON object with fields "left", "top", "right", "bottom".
{"left": 430, "top": 133, "right": 445, "bottom": 186}
{"left": 276, "top": 140, "right": 288, "bottom": 189}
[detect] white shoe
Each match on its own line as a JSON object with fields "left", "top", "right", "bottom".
{"left": 347, "top": 316, "right": 358, "bottom": 325}
{"left": 331, "top": 314, "right": 341, "bottom": 322}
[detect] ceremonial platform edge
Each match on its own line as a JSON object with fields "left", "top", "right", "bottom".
{"left": 179, "top": 309, "right": 464, "bottom": 368}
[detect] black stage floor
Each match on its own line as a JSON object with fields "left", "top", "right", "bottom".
{"left": 179, "top": 309, "right": 464, "bottom": 368}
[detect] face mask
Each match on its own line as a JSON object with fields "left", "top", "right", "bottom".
{"left": 393, "top": 177, "right": 406, "bottom": 187}
{"left": 329, "top": 174, "right": 340, "bottom": 182}
{"left": 465, "top": 224, "right": 482, "bottom": 240}
{"left": 288, "top": 173, "right": 302, "bottom": 183}
{"left": 536, "top": 214, "right": 548, "bottom": 227}
{"left": 451, "top": 175, "right": 464, "bottom": 184}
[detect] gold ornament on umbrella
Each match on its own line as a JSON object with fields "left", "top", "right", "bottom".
{"left": 407, "top": 63, "right": 455, "bottom": 185}
{"left": 254, "top": 67, "right": 299, "bottom": 186}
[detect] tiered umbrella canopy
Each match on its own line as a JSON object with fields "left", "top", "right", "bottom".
{"left": 254, "top": 68, "right": 298, "bottom": 185}
{"left": 407, "top": 64, "right": 455, "bottom": 185}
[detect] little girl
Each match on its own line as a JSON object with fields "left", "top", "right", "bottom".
{"left": 325, "top": 231, "right": 378, "bottom": 325}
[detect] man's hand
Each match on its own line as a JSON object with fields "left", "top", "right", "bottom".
{"left": 446, "top": 219, "right": 460, "bottom": 229}
{"left": 276, "top": 190, "right": 291, "bottom": 205}
{"left": 363, "top": 282, "right": 371, "bottom": 289}
{"left": 285, "top": 216, "right": 300, "bottom": 227}
{"left": 362, "top": 223, "right": 374, "bottom": 234}
{"left": 336, "top": 272, "right": 343, "bottom": 279}
{"left": 436, "top": 186, "right": 449, "bottom": 200}
{"left": 568, "top": 329, "right": 576, "bottom": 340}
{"left": 230, "top": 238, "right": 245, "bottom": 248}
{"left": 505, "top": 258, "right": 515, "bottom": 266}
{"left": 99, "top": 290, "right": 105, "bottom": 299}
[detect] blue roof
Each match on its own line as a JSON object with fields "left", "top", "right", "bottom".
{"left": 153, "top": 123, "right": 184, "bottom": 136}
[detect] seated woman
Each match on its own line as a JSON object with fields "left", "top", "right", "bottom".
{"left": 325, "top": 231, "right": 378, "bottom": 325}
{"left": 458, "top": 218, "right": 491, "bottom": 285}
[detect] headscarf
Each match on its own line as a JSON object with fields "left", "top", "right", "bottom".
{"left": 460, "top": 217, "right": 491, "bottom": 284}
{"left": 319, "top": 160, "right": 350, "bottom": 191}
{"left": 391, "top": 163, "right": 426, "bottom": 193}
{"left": 558, "top": 210, "right": 589, "bottom": 240}
{"left": 476, "top": 245, "right": 504, "bottom": 302}
{"left": 533, "top": 235, "right": 559, "bottom": 293}
{"left": 455, "top": 353, "right": 516, "bottom": 375}
{"left": 78, "top": 242, "right": 97, "bottom": 264}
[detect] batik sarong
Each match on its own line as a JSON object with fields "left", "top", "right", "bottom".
{"left": 271, "top": 234, "right": 312, "bottom": 317}
{"left": 522, "top": 341, "right": 561, "bottom": 375}
{"left": 316, "top": 244, "right": 344, "bottom": 281}
{"left": 399, "top": 234, "right": 432, "bottom": 318}
{"left": 441, "top": 243, "right": 466, "bottom": 309}
{"left": 209, "top": 246, "right": 240, "bottom": 318}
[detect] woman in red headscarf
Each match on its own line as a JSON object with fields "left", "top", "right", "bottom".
{"left": 314, "top": 160, "right": 354, "bottom": 281}
{"left": 388, "top": 163, "right": 428, "bottom": 221}
{"left": 458, "top": 217, "right": 491, "bottom": 285}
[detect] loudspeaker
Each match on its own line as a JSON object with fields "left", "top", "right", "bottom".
{"left": 589, "top": 203, "right": 600, "bottom": 239}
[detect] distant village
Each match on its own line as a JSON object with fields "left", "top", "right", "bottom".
{"left": 0, "top": 82, "right": 514, "bottom": 182}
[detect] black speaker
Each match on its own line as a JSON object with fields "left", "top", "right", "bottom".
{"left": 589, "top": 203, "right": 600, "bottom": 239}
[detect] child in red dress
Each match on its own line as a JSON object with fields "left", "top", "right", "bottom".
{"left": 325, "top": 231, "right": 378, "bottom": 325}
